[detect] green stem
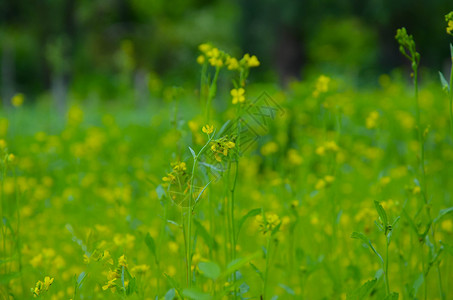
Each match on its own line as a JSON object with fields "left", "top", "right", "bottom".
{"left": 263, "top": 236, "right": 272, "bottom": 299}
{"left": 385, "top": 241, "right": 390, "bottom": 296}
{"left": 436, "top": 262, "right": 445, "bottom": 300}
{"left": 187, "top": 158, "right": 198, "bottom": 288}
{"left": 449, "top": 59, "right": 453, "bottom": 138}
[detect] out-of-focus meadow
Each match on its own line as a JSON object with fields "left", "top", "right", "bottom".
{"left": 1, "top": 1, "right": 453, "bottom": 299}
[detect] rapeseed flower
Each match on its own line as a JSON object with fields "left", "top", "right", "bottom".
{"left": 446, "top": 12, "right": 453, "bottom": 35}
{"left": 202, "top": 124, "right": 214, "bottom": 135}
{"left": 256, "top": 213, "right": 281, "bottom": 235}
{"left": 231, "top": 88, "right": 245, "bottom": 104}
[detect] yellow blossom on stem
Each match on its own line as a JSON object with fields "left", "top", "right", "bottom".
{"left": 231, "top": 88, "right": 245, "bottom": 104}
{"left": 202, "top": 124, "right": 214, "bottom": 135}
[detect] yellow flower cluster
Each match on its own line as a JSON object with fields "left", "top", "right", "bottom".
{"left": 83, "top": 250, "right": 114, "bottom": 265}
{"left": 313, "top": 75, "right": 331, "bottom": 97}
{"left": 31, "top": 276, "right": 54, "bottom": 298}
{"left": 255, "top": 213, "right": 281, "bottom": 235}
{"left": 446, "top": 12, "right": 453, "bottom": 35}
{"left": 162, "top": 161, "right": 187, "bottom": 184}
{"left": 315, "top": 140, "right": 339, "bottom": 156}
{"left": 102, "top": 255, "right": 128, "bottom": 292}
{"left": 315, "top": 175, "right": 335, "bottom": 190}
{"left": 210, "top": 136, "right": 236, "bottom": 162}
{"left": 197, "top": 43, "right": 260, "bottom": 70}
{"left": 366, "top": 111, "right": 379, "bottom": 129}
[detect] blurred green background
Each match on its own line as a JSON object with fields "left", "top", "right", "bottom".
{"left": 0, "top": 0, "right": 452, "bottom": 104}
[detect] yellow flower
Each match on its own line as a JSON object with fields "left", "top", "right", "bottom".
{"left": 102, "top": 278, "right": 117, "bottom": 291}
{"left": 31, "top": 276, "right": 54, "bottom": 297}
{"left": 172, "top": 161, "right": 187, "bottom": 171}
{"left": 366, "top": 111, "right": 379, "bottom": 129}
{"left": 324, "top": 175, "right": 335, "bottom": 184}
{"left": 197, "top": 55, "right": 205, "bottom": 64}
{"left": 202, "top": 124, "right": 214, "bottom": 135}
{"left": 226, "top": 57, "right": 239, "bottom": 70}
{"left": 209, "top": 57, "right": 223, "bottom": 67}
{"left": 231, "top": 88, "right": 245, "bottom": 104}
{"left": 315, "top": 179, "right": 326, "bottom": 190}
{"left": 43, "top": 277, "right": 54, "bottom": 290}
{"left": 313, "top": 75, "right": 331, "bottom": 97}
{"left": 210, "top": 136, "right": 236, "bottom": 161}
{"left": 11, "top": 93, "right": 24, "bottom": 107}
{"left": 118, "top": 255, "right": 127, "bottom": 267}
{"left": 198, "top": 43, "right": 211, "bottom": 53}
{"left": 447, "top": 20, "right": 453, "bottom": 35}
{"left": 162, "top": 173, "right": 175, "bottom": 182}
{"left": 446, "top": 12, "right": 453, "bottom": 35}
{"left": 102, "top": 250, "right": 114, "bottom": 265}
{"left": 256, "top": 212, "right": 281, "bottom": 234}
{"left": 247, "top": 55, "right": 260, "bottom": 67}
{"left": 131, "top": 264, "right": 150, "bottom": 275}
{"left": 7, "top": 153, "right": 15, "bottom": 163}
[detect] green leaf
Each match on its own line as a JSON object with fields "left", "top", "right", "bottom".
{"left": 237, "top": 208, "right": 262, "bottom": 239}
{"left": 145, "top": 232, "right": 157, "bottom": 260}
{"left": 156, "top": 185, "right": 165, "bottom": 200}
{"left": 189, "top": 146, "right": 196, "bottom": 158}
{"left": 121, "top": 266, "right": 126, "bottom": 290}
{"left": 374, "top": 200, "right": 388, "bottom": 226}
{"left": 347, "top": 278, "right": 377, "bottom": 300}
{"left": 433, "top": 207, "right": 453, "bottom": 224}
{"left": 223, "top": 251, "right": 261, "bottom": 278}
{"left": 164, "top": 288, "right": 176, "bottom": 300}
{"left": 351, "top": 232, "right": 384, "bottom": 265}
{"left": 77, "top": 272, "right": 87, "bottom": 286}
{"left": 216, "top": 120, "right": 231, "bottom": 138}
{"left": 249, "top": 262, "right": 264, "bottom": 281}
{"left": 450, "top": 43, "right": 453, "bottom": 59}
{"left": 411, "top": 273, "right": 424, "bottom": 298}
{"left": 182, "top": 288, "right": 212, "bottom": 300}
{"left": 198, "top": 261, "right": 221, "bottom": 280}
{"left": 194, "top": 218, "right": 217, "bottom": 249}
{"left": 439, "top": 71, "right": 450, "bottom": 92}
{"left": 195, "top": 180, "right": 212, "bottom": 204}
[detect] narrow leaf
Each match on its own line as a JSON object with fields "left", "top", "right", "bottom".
{"left": 347, "top": 278, "right": 377, "bottom": 300}
{"left": 433, "top": 207, "right": 453, "bottom": 224}
{"left": 439, "top": 71, "right": 450, "bottom": 92}
{"left": 189, "top": 146, "right": 196, "bottom": 158}
{"left": 374, "top": 200, "right": 388, "bottom": 226}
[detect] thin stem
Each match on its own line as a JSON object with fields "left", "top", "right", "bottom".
{"left": 385, "top": 241, "right": 390, "bottom": 296}
{"left": 449, "top": 59, "right": 453, "bottom": 138}
{"left": 263, "top": 235, "right": 272, "bottom": 300}
{"left": 436, "top": 262, "right": 445, "bottom": 300}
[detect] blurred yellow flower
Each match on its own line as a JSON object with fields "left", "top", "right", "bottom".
{"left": 11, "top": 93, "right": 24, "bottom": 107}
